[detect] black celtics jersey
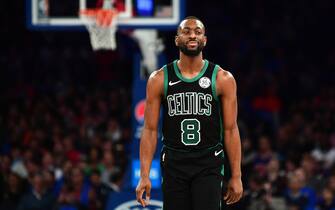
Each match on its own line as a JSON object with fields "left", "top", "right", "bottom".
{"left": 161, "top": 59, "right": 223, "bottom": 150}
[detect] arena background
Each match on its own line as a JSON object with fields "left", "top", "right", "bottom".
{"left": 1, "top": 0, "right": 335, "bottom": 210}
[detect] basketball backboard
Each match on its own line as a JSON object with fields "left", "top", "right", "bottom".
{"left": 26, "top": 0, "right": 185, "bottom": 30}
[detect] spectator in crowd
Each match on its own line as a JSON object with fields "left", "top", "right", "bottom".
{"left": 285, "top": 173, "right": 309, "bottom": 210}
{"left": 328, "top": 175, "right": 335, "bottom": 195}
{"left": 241, "top": 137, "right": 256, "bottom": 176}
{"left": 311, "top": 133, "right": 335, "bottom": 170}
{"left": 253, "top": 136, "right": 277, "bottom": 177}
{"left": 89, "top": 169, "right": 111, "bottom": 210}
{"left": 300, "top": 154, "right": 324, "bottom": 192}
{"left": 265, "top": 158, "right": 287, "bottom": 197}
{"left": 56, "top": 183, "right": 79, "bottom": 210}
{"left": 317, "top": 187, "right": 335, "bottom": 210}
{"left": 17, "top": 173, "right": 56, "bottom": 210}
{"left": 0, "top": 172, "right": 27, "bottom": 210}
{"left": 294, "top": 168, "right": 317, "bottom": 210}
{"left": 42, "top": 169, "right": 59, "bottom": 197}
{"left": 84, "top": 147, "right": 103, "bottom": 175}
{"left": 243, "top": 175, "right": 270, "bottom": 210}
{"left": 101, "top": 150, "right": 120, "bottom": 186}
{"left": 285, "top": 169, "right": 318, "bottom": 210}
{"left": 69, "top": 167, "right": 91, "bottom": 208}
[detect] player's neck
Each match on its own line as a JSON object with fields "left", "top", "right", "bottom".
{"left": 178, "top": 53, "right": 204, "bottom": 74}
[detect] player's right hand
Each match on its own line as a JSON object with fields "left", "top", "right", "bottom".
{"left": 136, "top": 177, "right": 152, "bottom": 207}
{"left": 224, "top": 176, "right": 243, "bottom": 205}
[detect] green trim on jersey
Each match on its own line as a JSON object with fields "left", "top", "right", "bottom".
{"left": 221, "top": 164, "right": 224, "bottom": 176}
{"left": 173, "top": 59, "right": 209, "bottom": 82}
{"left": 220, "top": 180, "right": 223, "bottom": 208}
{"left": 218, "top": 102, "right": 224, "bottom": 142}
{"left": 220, "top": 149, "right": 225, "bottom": 176}
{"left": 163, "top": 65, "right": 168, "bottom": 97}
{"left": 212, "top": 65, "right": 220, "bottom": 101}
{"left": 213, "top": 65, "right": 223, "bottom": 142}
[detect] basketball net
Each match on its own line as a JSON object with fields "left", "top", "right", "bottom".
{"left": 80, "top": 0, "right": 118, "bottom": 51}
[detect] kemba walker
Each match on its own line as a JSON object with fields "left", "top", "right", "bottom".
{"left": 166, "top": 18, "right": 211, "bottom": 117}
{"left": 176, "top": 17, "right": 207, "bottom": 57}
{"left": 136, "top": 16, "right": 243, "bottom": 210}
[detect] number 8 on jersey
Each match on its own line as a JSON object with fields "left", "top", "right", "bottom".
{"left": 181, "top": 119, "right": 201, "bottom": 145}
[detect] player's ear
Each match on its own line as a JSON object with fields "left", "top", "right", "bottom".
{"left": 204, "top": 36, "right": 207, "bottom": 46}
{"left": 175, "top": 35, "right": 179, "bottom": 46}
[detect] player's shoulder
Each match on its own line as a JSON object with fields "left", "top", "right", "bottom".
{"left": 215, "top": 67, "right": 236, "bottom": 96}
{"left": 148, "top": 68, "right": 164, "bottom": 83}
{"left": 216, "top": 67, "right": 235, "bottom": 83}
{"left": 146, "top": 68, "right": 165, "bottom": 95}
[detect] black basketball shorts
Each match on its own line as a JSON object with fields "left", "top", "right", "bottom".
{"left": 160, "top": 144, "right": 225, "bottom": 210}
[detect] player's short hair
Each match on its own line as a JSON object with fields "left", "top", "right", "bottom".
{"left": 177, "top": 16, "right": 205, "bottom": 34}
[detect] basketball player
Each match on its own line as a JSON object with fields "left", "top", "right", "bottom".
{"left": 136, "top": 16, "right": 243, "bottom": 210}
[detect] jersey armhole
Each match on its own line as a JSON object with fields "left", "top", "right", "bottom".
{"left": 163, "top": 65, "right": 168, "bottom": 97}
{"left": 211, "top": 65, "right": 220, "bottom": 101}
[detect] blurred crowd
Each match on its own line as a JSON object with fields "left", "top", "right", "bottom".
{"left": 1, "top": 83, "right": 132, "bottom": 210}
{"left": 1, "top": 1, "right": 137, "bottom": 210}
{"left": 1, "top": 0, "right": 335, "bottom": 210}
{"left": 237, "top": 88, "right": 335, "bottom": 210}
{"left": 206, "top": 1, "right": 335, "bottom": 210}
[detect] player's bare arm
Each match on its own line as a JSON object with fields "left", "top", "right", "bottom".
{"left": 136, "top": 69, "right": 164, "bottom": 207}
{"left": 216, "top": 68, "right": 243, "bottom": 205}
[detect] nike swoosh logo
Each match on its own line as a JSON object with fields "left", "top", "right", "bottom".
{"left": 215, "top": 149, "right": 223, "bottom": 156}
{"left": 169, "top": 80, "right": 181, "bottom": 86}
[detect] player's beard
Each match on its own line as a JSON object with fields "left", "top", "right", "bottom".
{"left": 178, "top": 40, "right": 205, "bottom": 57}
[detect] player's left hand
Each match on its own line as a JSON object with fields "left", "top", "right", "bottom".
{"left": 136, "top": 177, "right": 151, "bottom": 207}
{"left": 224, "top": 177, "right": 243, "bottom": 205}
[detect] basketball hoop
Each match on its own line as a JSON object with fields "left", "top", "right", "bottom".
{"left": 80, "top": 9, "right": 118, "bottom": 51}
